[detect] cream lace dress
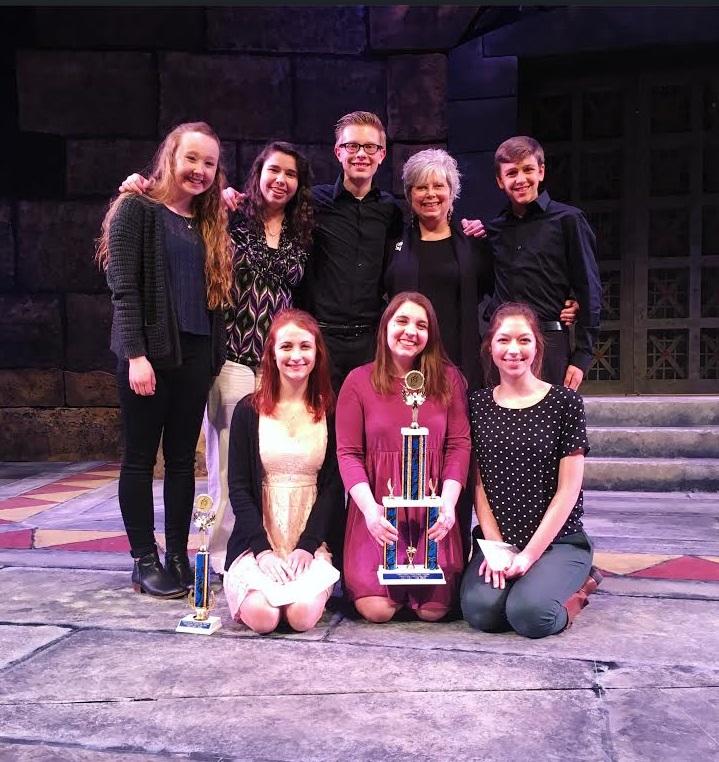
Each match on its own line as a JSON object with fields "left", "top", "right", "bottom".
{"left": 224, "top": 412, "right": 334, "bottom": 618}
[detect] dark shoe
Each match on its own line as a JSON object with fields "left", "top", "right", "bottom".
{"left": 165, "top": 551, "right": 194, "bottom": 590}
{"left": 580, "top": 566, "right": 604, "bottom": 597}
{"left": 132, "top": 551, "right": 186, "bottom": 599}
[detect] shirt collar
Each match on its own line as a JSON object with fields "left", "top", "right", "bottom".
{"left": 332, "top": 173, "right": 381, "bottom": 201}
{"left": 501, "top": 189, "right": 551, "bottom": 220}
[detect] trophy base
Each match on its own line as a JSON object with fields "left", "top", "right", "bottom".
{"left": 377, "top": 564, "right": 446, "bottom": 586}
{"left": 176, "top": 613, "right": 222, "bottom": 635}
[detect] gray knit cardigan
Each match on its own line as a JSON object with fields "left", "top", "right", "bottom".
{"left": 106, "top": 195, "right": 226, "bottom": 374}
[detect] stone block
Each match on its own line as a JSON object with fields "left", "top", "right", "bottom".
{"left": 0, "top": 201, "right": 13, "bottom": 290}
{"left": 448, "top": 40, "right": 517, "bottom": 100}
{"left": 207, "top": 7, "right": 366, "bottom": 53}
{"left": 65, "top": 140, "right": 236, "bottom": 198}
{"left": 66, "top": 140, "right": 157, "bottom": 198}
{"left": 294, "top": 59, "right": 386, "bottom": 143}
{"left": 32, "top": 7, "right": 204, "bottom": 50}
{"left": 0, "top": 369, "right": 64, "bottom": 407}
{"left": 17, "top": 201, "right": 107, "bottom": 293}
{"left": 0, "top": 295, "right": 62, "bottom": 369}
{"left": 0, "top": 407, "right": 121, "bottom": 460}
{"left": 453, "top": 151, "right": 507, "bottom": 222}
{"left": 159, "top": 53, "right": 291, "bottom": 141}
{"left": 65, "top": 293, "right": 115, "bottom": 372}
{"left": 448, "top": 97, "right": 517, "bottom": 154}
{"left": 0, "top": 624, "right": 70, "bottom": 669}
{"left": 13, "top": 132, "right": 66, "bottom": 199}
{"left": 369, "top": 6, "right": 477, "bottom": 50}
{"left": 16, "top": 51, "right": 156, "bottom": 137}
{"left": 391, "top": 142, "right": 447, "bottom": 197}
{"left": 483, "top": 7, "right": 719, "bottom": 58}
{"left": 65, "top": 370, "right": 118, "bottom": 407}
{"left": 387, "top": 55, "right": 447, "bottom": 142}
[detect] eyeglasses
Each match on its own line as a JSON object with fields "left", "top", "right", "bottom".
{"left": 337, "top": 142, "right": 384, "bottom": 155}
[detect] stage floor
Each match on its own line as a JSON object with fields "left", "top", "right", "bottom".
{"left": 1, "top": 461, "right": 718, "bottom": 760}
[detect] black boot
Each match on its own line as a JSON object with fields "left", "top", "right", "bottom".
{"left": 132, "top": 551, "right": 186, "bottom": 599}
{"left": 165, "top": 551, "right": 194, "bottom": 590}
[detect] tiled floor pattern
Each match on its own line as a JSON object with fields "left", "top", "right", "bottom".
{"left": 1, "top": 461, "right": 718, "bottom": 581}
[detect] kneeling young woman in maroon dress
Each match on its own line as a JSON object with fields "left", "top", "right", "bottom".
{"left": 336, "top": 291, "right": 471, "bottom": 623}
{"left": 460, "top": 302, "right": 601, "bottom": 638}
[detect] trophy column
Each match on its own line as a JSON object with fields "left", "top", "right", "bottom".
{"left": 377, "top": 370, "right": 445, "bottom": 586}
{"left": 176, "top": 494, "right": 223, "bottom": 635}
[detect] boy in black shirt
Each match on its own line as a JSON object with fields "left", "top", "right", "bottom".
{"left": 486, "top": 136, "right": 601, "bottom": 390}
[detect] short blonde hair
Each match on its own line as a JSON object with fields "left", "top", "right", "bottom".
{"left": 334, "top": 111, "right": 386, "bottom": 146}
{"left": 402, "top": 148, "right": 461, "bottom": 205}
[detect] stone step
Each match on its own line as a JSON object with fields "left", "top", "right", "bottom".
{"left": 584, "top": 456, "right": 719, "bottom": 492}
{"left": 584, "top": 395, "right": 719, "bottom": 427}
{"left": 588, "top": 426, "right": 719, "bottom": 458}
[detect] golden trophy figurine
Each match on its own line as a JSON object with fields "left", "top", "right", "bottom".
{"left": 176, "top": 494, "right": 222, "bottom": 635}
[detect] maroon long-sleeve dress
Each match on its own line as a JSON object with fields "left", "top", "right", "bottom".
{"left": 336, "top": 362, "right": 471, "bottom": 610}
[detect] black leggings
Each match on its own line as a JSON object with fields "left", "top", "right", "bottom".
{"left": 116, "top": 333, "right": 213, "bottom": 557}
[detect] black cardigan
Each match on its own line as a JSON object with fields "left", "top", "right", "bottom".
{"left": 383, "top": 221, "right": 493, "bottom": 392}
{"left": 225, "top": 397, "right": 344, "bottom": 571}
{"left": 106, "top": 195, "right": 226, "bottom": 375}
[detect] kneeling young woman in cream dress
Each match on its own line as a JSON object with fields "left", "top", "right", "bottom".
{"left": 223, "top": 309, "right": 343, "bottom": 633}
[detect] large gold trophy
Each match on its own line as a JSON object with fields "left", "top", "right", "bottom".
{"left": 377, "top": 370, "right": 445, "bottom": 585}
{"left": 176, "top": 494, "right": 222, "bottom": 635}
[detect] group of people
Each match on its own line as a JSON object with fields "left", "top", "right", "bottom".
{"left": 96, "top": 110, "right": 602, "bottom": 640}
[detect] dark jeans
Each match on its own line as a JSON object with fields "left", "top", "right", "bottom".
{"left": 460, "top": 531, "right": 593, "bottom": 639}
{"left": 116, "top": 333, "right": 213, "bottom": 558}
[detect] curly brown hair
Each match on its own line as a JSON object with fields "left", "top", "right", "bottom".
{"left": 95, "top": 121, "right": 233, "bottom": 309}
{"left": 241, "top": 141, "right": 314, "bottom": 250}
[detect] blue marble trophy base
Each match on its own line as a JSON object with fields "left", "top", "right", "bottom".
{"left": 377, "top": 564, "right": 446, "bottom": 586}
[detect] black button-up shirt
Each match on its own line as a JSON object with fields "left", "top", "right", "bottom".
{"left": 296, "top": 175, "right": 403, "bottom": 325}
{"left": 486, "top": 191, "right": 602, "bottom": 371}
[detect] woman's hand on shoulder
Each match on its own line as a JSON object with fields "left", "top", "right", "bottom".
{"left": 222, "top": 186, "right": 245, "bottom": 212}
{"left": 128, "top": 356, "right": 156, "bottom": 396}
{"left": 363, "top": 502, "right": 399, "bottom": 547}
{"left": 286, "top": 549, "right": 313, "bottom": 578}
{"left": 118, "top": 173, "right": 152, "bottom": 195}
{"left": 257, "top": 551, "right": 295, "bottom": 585}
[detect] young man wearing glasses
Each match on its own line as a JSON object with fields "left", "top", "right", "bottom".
{"left": 296, "top": 111, "right": 403, "bottom": 391}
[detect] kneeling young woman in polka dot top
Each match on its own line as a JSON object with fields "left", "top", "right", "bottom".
{"left": 460, "top": 302, "right": 601, "bottom": 638}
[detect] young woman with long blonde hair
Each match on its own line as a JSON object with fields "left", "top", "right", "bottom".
{"left": 97, "top": 121, "right": 233, "bottom": 598}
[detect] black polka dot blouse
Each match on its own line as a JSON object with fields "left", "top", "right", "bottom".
{"left": 468, "top": 385, "right": 590, "bottom": 550}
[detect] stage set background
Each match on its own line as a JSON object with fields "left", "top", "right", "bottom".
{"left": 1, "top": 5, "right": 718, "bottom": 462}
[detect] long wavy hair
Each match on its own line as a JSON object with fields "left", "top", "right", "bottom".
{"left": 482, "top": 302, "right": 546, "bottom": 384}
{"left": 253, "top": 309, "right": 335, "bottom": 422}
{"left": 241, "top": 141, "right": 314, "bottom": 249}
{"left": 95, "top": 121, "right": 233, "bottom": 309}
{"left": 371, "top": 292, "right": 454, "bottom": 406}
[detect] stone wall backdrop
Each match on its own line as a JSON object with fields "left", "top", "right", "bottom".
{"left": 0, "top": 5, "right": 482, "bottom": 461}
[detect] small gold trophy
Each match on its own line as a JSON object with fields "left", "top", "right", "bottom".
{"left": 176, "top": 494, "right": 222, "bottom": 635}
{"left": 377, "top": 371, "right": 446, "bottom": 585}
